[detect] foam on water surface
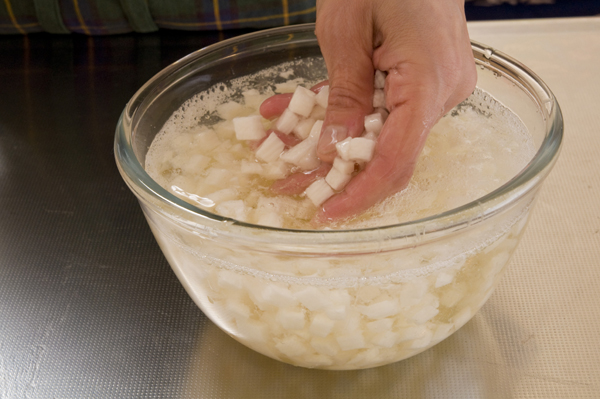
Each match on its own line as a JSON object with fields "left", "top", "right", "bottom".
{"left": 146, "top": 57, "right": 534, "bottom": 231}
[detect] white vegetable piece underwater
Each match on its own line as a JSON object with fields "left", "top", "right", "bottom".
{"left": 255, "top": 132, "right": 286, "bottom": 162}
{"left": 305, "top": 178, "right": 335, "bottom": 207}
{"left": 233, "top": 115, "right": 267, "bottom": 141}
{"left": 288, "top": 86, "right": 317, "bottom": 117}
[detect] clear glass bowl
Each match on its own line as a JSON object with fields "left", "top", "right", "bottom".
{"left": 115, "top": 24, "right": 562, "bottom": 370}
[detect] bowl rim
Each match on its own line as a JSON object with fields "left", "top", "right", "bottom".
{"left": 114, "top": 23, "right": 563, "bottom": 242}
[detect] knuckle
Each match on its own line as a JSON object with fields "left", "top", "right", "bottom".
{"left": 327, "top": 84, "right": 373, "bottom": 111}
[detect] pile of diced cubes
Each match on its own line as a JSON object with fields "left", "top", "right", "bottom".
{"left": 233, "top": 70, "right": 389, "bottom": 208}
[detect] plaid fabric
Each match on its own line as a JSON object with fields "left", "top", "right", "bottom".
{"left": 0, "top": 0, "right": 316, "bottom": 35}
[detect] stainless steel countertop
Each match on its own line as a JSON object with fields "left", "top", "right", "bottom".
{"left": 1, "top": 18, "right": 599, "bottom": 398}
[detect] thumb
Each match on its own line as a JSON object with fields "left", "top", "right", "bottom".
{"left": 315, "top": 0, "right": 375, "bottom": 163}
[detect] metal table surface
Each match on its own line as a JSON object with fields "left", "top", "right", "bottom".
{"left": 1, "top": 17, "right": 599, "bottom": 398}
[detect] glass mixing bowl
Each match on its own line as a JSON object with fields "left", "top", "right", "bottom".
{"left": 115, "top": 24, "right": 562, "bottom": 370}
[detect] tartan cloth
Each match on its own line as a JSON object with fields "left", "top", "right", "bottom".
{"left": 0, "top": 0, "right": 316, "bottom": 35}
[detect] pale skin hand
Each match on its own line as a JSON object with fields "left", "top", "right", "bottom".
{"left": 313, "top": 0, "right": 477, "bottom": 223}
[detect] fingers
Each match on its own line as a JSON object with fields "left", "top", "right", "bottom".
{"left": 270, "top": 163, "right": 332, "bottom": 196}
{"left": 259, "top": 93, "right": 293, "bottom": 120}
{"left": 315, "top": 0, "right": 376, "bottom": 163}
{"left": 315, "top": 102, "right": 429, "bottom": 222}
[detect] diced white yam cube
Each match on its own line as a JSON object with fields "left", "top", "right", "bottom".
{"left": 192, "top": 130, "right": 222, "bottom": 153}
{"left": 280, "top": 138, "right": 320, "bottom": 171}
{"left": 204, "top": 168, "right": 233, "bottom": 186}
{"left": 363, "top": 131, "right": 378, "bottom": 141}
{"left": 314, "top": 85, "right": 329, "bottom": 108}
{"left": 488, "top": 251, "right": 511, "bottom": 278}
{"left": 324, "top": 304, "right": 347, "bottom": 320}
{"left": 335, "top": 137, "right": 353, "bottom": 161}
{"left": 358, "top": 299, "right": 399, "bottom": 319}
{"left": 348, "top": 348, "right": 381, "bottom": 367}
{"left": 242, "top": 89, "right": 264, "bottom": 109}
{"left": 366, "top": 318, "right": 393, "bottom": 333}
{"left": 233, "top": 115, "right": 266, "bottom": 140}
{"left": 214, "top": 151, "right": 236, "bottom": 166}
{"left": 348, "top": 137, "right": 376, "bottom": 162}
{"left": 410, "top": 328, "right": 433, "bottom": 349}
{"left": 294, "top": 259, "right": 320, "bottom": 276}
{"left": 275, "top": 336, "right": 308, "bottom": 358}
{"left": 309, "top": 105, "right": 327, "bottom": 120}
{"left": 440, "top": 285, "right": 464, "bottom": 308}
{"left": 409, "top": 303, "right": 439, "bottom": 324}
{"left": 214, "top": 120, "right": 236, "bottom": 139}
{"left": 216, "top": 100, "right": 246, "bottom": 120}
{"left": 262, "top": 160, "right": 290, "bottom": 179}
{"left": 292, "top": 118, "right": 316, "bottom": 140}
{"left": 255, "top": 132, "right": 285, "bottom": 162}
{"left": 374, "top": 70, "right": 386, "bottom": 89}
{"left": 329, "top": 289, "right": 352, "bottom": 306}
{"left": 172, "top": 133, "right": 196, "bottom": 150}
{"left": 435, "top": 270, "right": 455, "bottom": 288}
{"left": 183, "top": 154, "right": 211, "bottom": 173}
{"left": 295, "top": 286, "right": 331, "bottom": 311}
{"left": 258, "top": 284, "right": 298, "bottom": 308}
{"left": 309, "top": 313, "right": 335, "bottom": 337}
{"left": 374, "top": 107, "right": 389, "bottom": 122}
{"left": 398, "top": 325, "right": 429, "bottom": 343}
{"left": 308, "top": 120, "right": 324, "bottom": 140}
{"left": 229, "top": 143, "right": 246, "bottom": 157}
{"left": 276, "top": 308, "right": 306, "bottom": 330}
{"left": 332, "top": 157, "right": 355, "bottom": 175}
{"left": 275, "top": 108, "right": 301, "bottom": 134}
{"left": 372, "top": 88, "right": 385, "bottom": 108}
{"left": 371, "top": 331, "right": 400, "bottom": 348}
{"left": 310, "top": 336, "right": 340, "bottom": 356}
{"left": 336, "top": 332, "right": 366, "bottom": 351}
{"left": 334, "top": 310, "right": 362, "bottom": 334}
{"left": 205, "top": 188, "right": 238, "bottom": 204}
{"left": 325, "top": 167, "right": 352, "bottom": 191}
{"left": 236, "top": 318, "right": 267, "bottom": 343}
{"left": 217, "top": 269, "right": 245, "bottom": 290}
{"left": 400, "top": 279, "right": 429, "bottom": 307}
{"left": 291, "top": 198, "right": 317, "bottom": 220}
{"left": 275, "top": 81, "right": 298, "bottom": 93}
{"left": 255, "top": 195, "right": 280, "bottom": 214}
{"left": 225, "top": 300, "right": 251, "bottom": 320}
{"left": 305, "top": 179, "right": 335, "bottom": 207}
{"left": 256, "top": 211, "right": 283, "bottom": 228}
{"left": 240, "top": 159, "right": 263, "bottom": 174}
{"left": 215, "top": 200, "right": 247, "bottom": 221}
{"left": 288, "top": 86, "right": 316, "bottom": 117}
{"left": 214, "top": 139, "right": 233, "bottom": 153}
{"left": 364, "top": 112, "right": 384, "bottom": 135}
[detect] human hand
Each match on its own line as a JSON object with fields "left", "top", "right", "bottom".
{"left": 313, "top": 0, "right": 477, "bottom": 223}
